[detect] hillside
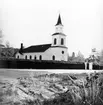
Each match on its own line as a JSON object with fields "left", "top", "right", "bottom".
{"left": 0, "top": 70, "right": 103, "bottom": 105}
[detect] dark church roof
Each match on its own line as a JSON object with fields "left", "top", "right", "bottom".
{"left": 21, "top": 44, "right": 51, "bottom": 53}
{"left": 55, "top": 14, "right": 63, "bottom": 26}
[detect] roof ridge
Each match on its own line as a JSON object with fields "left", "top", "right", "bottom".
{"left": 29, "top": 43, "right": 51, "bottom": 47}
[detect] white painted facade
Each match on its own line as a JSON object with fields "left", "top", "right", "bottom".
{"left": 15, "top": 15, "right": 68, "bottom": 61}
{"left": 16, "top": 47, "right": 68, "bottom": 61}
{"left": 51, "top": 34, "right": 66, "bottom": 47}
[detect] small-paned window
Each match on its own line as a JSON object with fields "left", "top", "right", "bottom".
{"left": 17, "top": 55, "right": 19, "bottom": 59}
{"left": 52, "top": 55, "right": 55, "bottom": 60}
{"left": 34, "top": 56, "right": 36, "bottom": 60}
{"left": 54, "top": 38, "right": 57, "bottom": 45}
{"left": 61, "top": 38, "right": 64, "bottom": 45}
{"left": 25, "top": 55, "right": 27, "bottom": 59}
{"left": 40, "top": 55, "right": 42, "bottom": 60}
{"left": 30, "top": 55, "right": 32, "bottom": 59}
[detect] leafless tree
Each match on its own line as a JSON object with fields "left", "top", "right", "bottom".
{"left": 5, "top": 41, "right": 11, "bottom": 48}
{"left": 0, "top": 30, "right": 3, "bottom": 44}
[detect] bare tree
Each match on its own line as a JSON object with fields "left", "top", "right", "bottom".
{"left": 72, "top": 52, "right": 75, "bottom": 58}
{"left": 73, "top": 51, "right": 85, "bottom": 63}
{"left": 5, "top": 41, "right": 11, "bottom": 48}
{"left": 0, "top": 30, "right": 3, "bottom": 44}
{"left": 88, "top": 48, "right": 100, "bottom": 65}
{"left": 99, "top": 49, "right": 103, "bottom": 66}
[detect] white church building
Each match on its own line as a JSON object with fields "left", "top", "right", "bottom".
{"left": 15, "top": 15, "right": 68, "bottom": 61}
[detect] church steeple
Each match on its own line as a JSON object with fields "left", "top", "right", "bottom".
{"left": 55, "top": 14, "right": 63, "bottom": 26}
{"left": 55, "top": 14, "right": 63, "bottom": 33}
{"left": 52, "top": 14, "right": 66, "bottom": 47}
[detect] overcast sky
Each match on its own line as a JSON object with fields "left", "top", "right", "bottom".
{"left": 0, "top": 0, "right": 103, "bottom": 57}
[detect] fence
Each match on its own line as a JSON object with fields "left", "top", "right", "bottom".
{"left": 0, "top": 58, "right": 102, "bottom": 69}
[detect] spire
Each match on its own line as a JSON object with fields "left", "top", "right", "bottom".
{"left": 55, "top": 14, "right": 63, "bottom": 26}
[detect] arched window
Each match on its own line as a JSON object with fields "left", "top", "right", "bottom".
{"left": 25, "top": 55, "right": 27, "bottom": 59}
{"left": 52, "top": 55, "right": 55, "bottom": 60}
{"left": 54, "top": 38, "right": 57, "bottom": 45}
{"left": 17, "top": 55, "right": 19, "bottom": 59}
{"left": 61, "top": 38, "right": 64, "bottom": 45}
{"left": 34, "top": 56, "right": 36, "bottom": 60}
{"left": 39, "top": 55, "right": 42, "bottom": 60}
{"left": 30, "top": 55, "right": 32, "bottom": 59}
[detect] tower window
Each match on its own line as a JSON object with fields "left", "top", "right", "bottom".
{"left": 39, "top": 55, "right": 42, "bottom": 60}
{"left": 25, "top": 55, "right": 27, "bottom": 59}
{"left": 61, "top": 38, "right": 64, "bottom": 45}
{"left": 30, "top": 55, "right": 32, "bottom": 59}
{"left": 54, "top": 38, "right": 57, "bottom": 45}
{"left": 52, "top": 55, "right": 55, "bottom": 60}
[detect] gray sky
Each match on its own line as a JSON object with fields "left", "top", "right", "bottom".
{"left": 0, "top": 0, "right": 103, "bottom": 57}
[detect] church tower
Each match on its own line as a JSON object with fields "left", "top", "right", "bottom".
{"left": 52, "top": 14, "right": 66, "bottom": 47}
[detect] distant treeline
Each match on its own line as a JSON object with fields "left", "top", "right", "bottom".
{"left": 0, "top": 58, "right": 103, "bottom": 69}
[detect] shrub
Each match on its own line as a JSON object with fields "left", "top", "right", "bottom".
{"left": 43, "top": 92, "right": 74, "bottom": 105}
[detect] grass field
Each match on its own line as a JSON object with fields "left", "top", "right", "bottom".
{"left": 0, "top": 69, "right": 102, "bottom": 79}
{"left": 0, "top": 69, "right": 50, "bottom": 79}
{"left": 0, "top": 69, "right": 103, "bottom": 105}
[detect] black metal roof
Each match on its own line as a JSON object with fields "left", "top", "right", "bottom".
{"left": 21, "top": 44, "right": 51, "bottom": 53}
{"left": 55, "top": 14, "right": 63, "bottom": 26}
